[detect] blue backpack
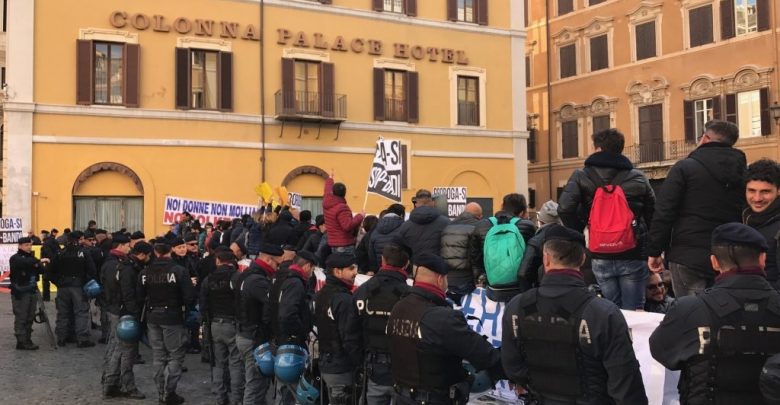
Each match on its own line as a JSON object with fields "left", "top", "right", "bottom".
{"left": 483, "top": 217, "right": 526, "bottom": 287}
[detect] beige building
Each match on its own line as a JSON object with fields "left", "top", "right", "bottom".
{"left": 526, "top": 0, "right": 779, "bottom": 205}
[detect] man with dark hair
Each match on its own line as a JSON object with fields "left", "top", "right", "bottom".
{"left": 301, "top": 214, "right": 326, "bottom": 254}
{"left": 471, "top": 193, "right": 537, "bottom": 301}
{"left": 293, "top": 209, "right": 314, "bottom": 249}
{"left": 648, "top": 119, "right": 747, "bottom": 296}
{"left": 558, "top": 128, "right": 655, "bottom": 310}
{"left": 369, "top": 205, "right": 406, "bottom": 273}
{"left": 743, "top": 159, "right": 780, "bottom": 289}
{"left": 395, "top": 189, "right": 450, "bottom": 258}
{"left": 651, "top": 223, "right": 780, "bottom": 403}
{"left": 87, "top": 220, "right": 98, "bottom": 233}
{"left": 441, "top": 202, "right": 483, "bottom": 301}
{"left": 502, "top": 224, "right": 647, "bottom": 404}
{"left": 352, "top": 244, "right": 411, "bottom": 405}
{"left": 324, "top": 170, "right": 365, "bottom": 254}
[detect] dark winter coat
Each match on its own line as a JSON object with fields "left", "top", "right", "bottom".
{"left": 323, "top": 177, "right": 364, "bottom": 247}
{"left": 246, "top": 219, "right": 263, "bottom": 256}
{"left": 395, "top": 206, "right": 450, "bottom": 257}
{"left": 744, "top": 199, "right": 780, "bottom": 283}
{"left": 368, "top": 214, "right": 404, "bottom": 273}
{"left": 355, "top": 230, "right": 373, "bottom": 274}
{"left": 557, "top": 151, "right": 656, "bottom": 260}
{"left": 647, "top": 142, "right": 747, "bottom": 274}
{"left": 517, "top": 224, "right": 558, "bottom": 292}
{"left": 266, "top": 211, "right": 299, "bottom": 247}
{"left": 440, "top": 212, "right": 480, "bottom": 295}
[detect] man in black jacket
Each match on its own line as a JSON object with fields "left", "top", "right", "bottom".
{"left": 742, "top": 159, "right": 780, "bottom": 289}
{"left": 395, "top": 190, "right": 450, "bottom": 258}
{"left": 470, "top": 193, "right": 537, "bottom": 302}
{"left": 440, "top": 202, "right": 482, "bottom": 301}
{"left": 368, "top": 204, "right": 405, "bottom": 274}
{"left": 648, "top": 120, "right": 747, "bottom": 296}
{"left": 50, "top": 231, "right": 97, "bottom": 347}
{"left": 9, "top": 237, "right": 47, "bottom": 350}
{"left": 558, "top": 128, "right": 655, "bottom": 310}
{"left": 517, "top": 200, "right": 562, "bottom": 291}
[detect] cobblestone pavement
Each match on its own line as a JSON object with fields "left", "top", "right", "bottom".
{"left": 0, "top": 293, "right": 215, "bottom": 405}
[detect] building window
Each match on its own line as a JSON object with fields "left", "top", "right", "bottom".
{"left": 558, "top": 0, "right": 574, "bottom": 16}
{"left": 559, "top": 44, "right": 577, "bottom": 79}
{"left": 384, "top": 0, "right": 404, "bottom": 13}
{"left": 457, "top": 0, "right": 475, "bottom": 22}
{"left": 448, "top": 0, "right": 488, "bottom": 25}
{"left": 175, "top": 48, "right": 233, "bottom": 111}
{"left": 689, "top": 5, "right": 714, "bottom": 48}
{"left": 592, "top": 115, "right": 610, "bottom": 134}
{"left": 589, "top": 35, "right": 608, "bottom": 72}
{"left": 589, "top": 0, "right": 606, "bottom": 5}
{"left": 562, "top": 120, "right": 579, "bottom": 158}
{"left": 525, "top": 55, "right": 531, "bottom": 87}
{"left": 735, "top": 0, "right": 758, "bottom": 35}
{"left": 457, "top": 76, "right": 479, "bottom": 126}
{"left": 294, "top": 60, "right": 321, "bottom": 115}
{"left": 385, "top": 70, "right": 407, "bottom": 121}
{"left": 723, "top": 0, "right": 769, "bottom": 39}
{"left": 77, "top": 40, "right": 139, "bottom": 107}
{"left": 638, "top": 104, "right": 664, "bottom": 161}
{"left": 528, "top": 188, "right": 536, "bottom": 209}
{"left": 94, "top": 42, "right": 124, "bottom": 105}
{"left": 684, "top": 97, "right": 720, "bottom": 143}
{"left": 528, "top": 128, "right": 537, "bottom": 162}
{"left": 694, "top": 98, "right": 714, "bottom": 140}
{"left": 635, "top": 21, "right": 657, "bottom": 60}
{"left": 190, "top": 50, "right": 218, "bottom": 110}
{"left": 374, "top": 68, "right": 419, "bottom": 123}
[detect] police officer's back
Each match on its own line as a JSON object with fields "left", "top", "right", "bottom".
{"left": 388, "top": 253, "right": 504, "bottom": 405}
{"left": 267, "top": 248, "right": 315, "bottom": 347}
{"left": 501, "top": 224, "right": 647, "bottom": 405}
{"left": 50, "top": 230, "right": 97, "bottom": 347}
{"left": 9, "top": 236, "right": 47, "bottom": 350}
{"left": 650, "top": 223, "right": 780, "bottom": 403}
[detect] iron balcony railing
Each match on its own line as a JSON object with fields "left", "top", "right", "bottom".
{"left": 624, "top": 136, "right": 779, "bottom": 164}
{"left": 275, "top": 90, "right": 347, "bottom": 120}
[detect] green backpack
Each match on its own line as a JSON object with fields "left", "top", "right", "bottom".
{"left": 483, "top": 217, "right": 526, "bottom": 287}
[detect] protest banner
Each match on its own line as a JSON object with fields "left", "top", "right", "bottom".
{"left": 366, "top": 139, "right": 403, "bottom": 203}
{"left": 0, "top": 217, "right": 24, "bottom": 244}
{"left": 433, "top": 187, "right": 468, "bottom": 219}
{"left": 288, "top": 192, "right": 303, "bottom": 210}
{"left": 163, "top": 196, "right": 258, "bottom": 225}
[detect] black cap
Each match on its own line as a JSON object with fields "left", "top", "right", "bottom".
{"left": 17, "top": 237, "right": 32, "bottom": 244}
{"left": 184, "top": 233, "right": 197, "bottom": 243}
{"left": 295, "top": 250, "right": 318, "bottom": 265}
{"left": 170, "top": 237, "right": 185, "bottom": 247}
{"left": 415, "top": 189, "right": 432, "bottom": 199}
{"left": 762, "top": 354, "right": 780, "bottom": 403}
{"left": 712, "top": 223, "right": 769, "bottom": 252}
{"left": 326, "top": 252, "right": 357, "bottom": 270}
{"left": 544, "top": 224, "right": 586, "bottom": 247}
{"left": 259, "top": 243, "right": 283, "bottom": 257}
{"left": 232, "top": 240, "right": 248, "bottom": 256}
{"left": 131, "top": 241, "right": 153, "bottom": 255}
{"left": 112, "top": 234, "right": 130, "bottom": 244}
{"left": 131, "top": 231, "right": 145, "bottom": 240}
{"left": 413, "top": 253, "right": 448, "bottom": 275}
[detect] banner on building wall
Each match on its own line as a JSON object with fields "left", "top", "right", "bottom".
{"left": 367, "top": 139, "right": 403, "bottom": 202}
{"left": 433, "top": 187, "right": 468, "bottom": 219}
{"left": 163, "top": 196, "right": 258, "bottom": 225}
{"left": 288, "top": 192, "right": 303, "bottom": 210}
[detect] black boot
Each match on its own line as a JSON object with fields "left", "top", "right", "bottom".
{"left": 103, "top": 385, "right": 122, "bottom": 399}
{"left": 164, "top": 392, "right": 185, "bottom": 405}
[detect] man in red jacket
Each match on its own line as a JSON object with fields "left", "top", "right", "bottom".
{"left": 324, "top": 171, "right": 365, "bottom": 254}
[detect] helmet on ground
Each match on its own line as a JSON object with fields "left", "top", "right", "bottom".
{"left": 295, "top": 376, "right": 320, "bottom": 405}
{"left": 274, "top": 344, "right": 308, "bottom": 384}
{"left": 253, "top": 343, "right": 275, "bottom": 377}
{"left": 463, "top": 362, "right": 492, "bottom": 394}
{"left": 83, "top": 279, "right": 102, "bottom": 298}
{"left": 116, "top": 315, "right": 142, "bottom": 343}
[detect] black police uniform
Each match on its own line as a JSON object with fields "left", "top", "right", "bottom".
{"left": 501, "top": 225, "right": 647, "bottom": 405}
{"left": 9, "top": 243, "right": 43, "bottom": 349}
{"left": 200, "top": 263, "right": 243, "bottom": 405}
{"left": 650, "top": 223, "right": 780, "bottom": 404}
{"left": 138, "top": 255, "right": 195, "bottom": 403}
{"left": 50, "top": 241, "right": 97, "bottom": 345}
{"left": 388, "top": 254, "right": 504, "bottom": 405}
{"left": 267, "top": 264, "right": 311, "bottom": 347}
{"left": 352, "top": 264, "right": 410, "bottom": 405}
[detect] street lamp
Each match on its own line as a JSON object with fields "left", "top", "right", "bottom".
{"left": 770, "top": 102, "right": 780, "bottom": 126}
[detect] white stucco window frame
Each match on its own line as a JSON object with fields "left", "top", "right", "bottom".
{"left": 582, "top": 17, "right": 614, "bottom": 73}
{"left": 626, "top": 77, "right": 671, "bottom": 147}
{"left": 177, "top": 37, "right": 232, "bottom": 53}
{"left": 585, "top": 96, "right": 618, "bottom": 154}
{"left": 79, "top": 28, "right": 139, "bottom": 44}
{"left": 627, "top": 1, "right": 663, "bottom": 62}
{"left": 552, "top": 27, "right": 580, "bottom": 80}
{"left": 553, "top": 103, "right": 584, "bottom": 160}
{"left": 449, "top": 66, "right": 487, "bottom": 129}
{"left": 283, "top": 48, "right": 330, "bottom": 63}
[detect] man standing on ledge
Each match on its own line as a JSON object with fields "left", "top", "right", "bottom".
{"left": 324, "top": 170, "right": 365, "bottom": 254}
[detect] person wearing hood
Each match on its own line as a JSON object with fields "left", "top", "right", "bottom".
{"left": 440, "top": 202, "right": 483, "bottom": 301}
{"left": 558, "top": 128, "right": 656, "bottom": 310}
{"left": 324, "top": 171, "right": 365, "bottom": 254}
{"left": 395, "top": 190, "right": 450, "bottom": 258}
{"left": 743, "top": 159, "right": 780, "bottom": 289}
{"left": 301, "top": 214, "right": 326, "bottom": 254}
{"left": 648, "top": 120, "right": 747, "bottom": 297}
{"left": 369, "top": 204, "right": 406, "bottom": 274}
{"left": 517, "top": 200, "right": 564, "bottom": 292}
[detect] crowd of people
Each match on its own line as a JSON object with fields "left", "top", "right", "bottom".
{"left": 8, "top": 119, "right": 780, "bottom": 404}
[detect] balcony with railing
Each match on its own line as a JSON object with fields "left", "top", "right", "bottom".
{"left": 457, "top": 101, "right": 479, "bottom": 126}
{"left": 274, "top": 90, "right": 347, "bottom": 123}
{"left": 624, "top": 136, "right": 779, "bottom": 166}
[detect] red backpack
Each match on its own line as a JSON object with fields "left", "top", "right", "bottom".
{"left": 585, "top": 169, "right": 636, "bottom": 254}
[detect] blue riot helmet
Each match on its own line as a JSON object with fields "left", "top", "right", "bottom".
{"left": 253, "top": 343, "right": 275, "bottom": 377}
{"left": 116, "top": 315, "right": 142, "bottom": 343}
{"left": 463, "top": 361, "right": 492, "bottom": 394}
{"left": 83, "top": 279, "right": 102, "bottom": 298}
{"left": 295, "top": 375, "right": 320, "bottom": 405}
{"left": 274, "top": 344, "right": 308, "bottom": 384}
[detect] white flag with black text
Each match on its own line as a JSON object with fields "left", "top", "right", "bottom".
{"left": 366, "top": 139, "right": 403, "bottom": 202}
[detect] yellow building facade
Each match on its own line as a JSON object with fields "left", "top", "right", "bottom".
{"left": 526, "top": 0, "right": 780, "bottom": 203}
{"left": 4, "top": 0, "right": 529, "bottom": 235}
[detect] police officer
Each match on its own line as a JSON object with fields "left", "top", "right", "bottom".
{"left": 388, "top": 253, "right": 504, "bottom": 405}
{"left": 650, "top": 222, "right": 780, "bottom": 403}
{"left": 50, "top": 230, "right": 97, "bottom": 347}
{"left": 234, "top": 243, "right": 284, "bottom": 404}
{"left": 9, "top": 236, "right": 47, "bottom": 350}
{"left": 315, "top": 252, "right": 362, "bottom": 405}
{"left": 200, "top": 250, "right": 243, "bottom": 405}
{"left": 352, "top": 244, "right": 411, "bottom": 405}
{"left": 138, "top": 240, "right": 196, "bottom": 405}
{"left": 501, "top": 224, "right": 647, "bottom": 404}
{"left": 267, "top": 249, "right": 318, "bottom": 405}
{"left": 100, "top": 234, "right": 145, "bottom": 400}
{"left": 129, "top": 241, "right": 153, "bottom": 365}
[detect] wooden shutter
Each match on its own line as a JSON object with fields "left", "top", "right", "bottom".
{"left": 320, "top": 62, "right": 335, "bottom": 118}
{"left": 559, "top": 44, "right": 576, "bottom": 78}
{"left": 76, "top": 40, "right": 94, "bottom": 105}
{"left": 477, "top": 0, "right": 488, "bottom": 25}
{"left": 527, "top": 128, "right": 537, "bottom": 161}
{"left": 760, "top": 88, "right": 771, "bottom": 135}
{"left": 406, "top": 71, "right": 419, "bottom": 124}
{"left": 725, "top": 94, "right": 738, "bottom": 124}
{"left": 720, "top": 0, "right": 735, "bottom": 39}
{"left": 281, "top": 58, "right": 296, "bottom": 114}
{"left": 123, "top": 43, "right": 140, "bottom": 108}
{"left": 558, "top": 0, "right": 573, "bottom": 16}
{"left": 590, "top": 35, "right": 608, "bottom": 71}
{"left": 689, "top": 6, "right": 713, "bottom": 47}
{"left": 525, "top": 56, "right": 531, "bottom": 87}
{"left": 684, "top": 100, "right": 695, "bottom": 143}
{"left": 757, "top": 0, "right": 770, "bottom": 32}
{"left": 524, "top": 0, "right": 529, "bottom": 27}
{"left": 175, "top": 48, "right": 190, "bottom": 109}
{"left": 528, "top": 189, "right": 536, "bottom": 209}
{"left": 589, "top": 0, "right": 606, "bottom": 4}
{"left": 593, "top": 115, "right": 610, "bottom": 134}
{"left": 219, "top": 52, "right": 233, "bottom": 111}
{"left": 373, "top": 68, "right": 385, "bottom": 121}
{"left": 711, "top": 96, "right": 721, "bottom": 120}
{"left": 406, "top": 0, "right": 417, "bottom": 16}
{"left": 401, "top": 144, "right": 409, "bottom": 189}
{"left": 562, "top": 121, "right": 578, "bottom": 158}
{"left": 319, "top": 0, "right": 332, "bottom": 4}
{"left": 447, "top": 0, "right": 457, "bottom": 21}
{"left": 635, "top": 22, "right": 656, "bottom": 60}
{"left": 372, "top": 0, "right": 384, "bottom": 11}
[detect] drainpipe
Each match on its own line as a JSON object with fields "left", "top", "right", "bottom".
{"left": 260, "top": 0, "right": 267, "bottom": 182}
{"left": 545, "top": 0, "right": 554, "bottom": 200}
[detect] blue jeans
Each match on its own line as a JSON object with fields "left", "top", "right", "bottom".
{"left": 590, "top": 259, "right": 648, "bottom": 310}
{"left": 333, "top": 245, "right": 355, "bottom": 254}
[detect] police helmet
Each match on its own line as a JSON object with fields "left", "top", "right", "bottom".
{"left": 253, "top": 343, "right": 275, "bottom": 377}
{"left": 83, "top": 279, "right": 102, "bottom": 298}
{"left": 463, "top": 361, "right": 492, "bottom": 394}
{"left": 116, "top": 315, "right": 142, "bottom": 343}
{"left": 274, "top": 344, "right": 308, "bottom": 384}
{"left": 295, "top": 375, "right": 320, "bottom": 405}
